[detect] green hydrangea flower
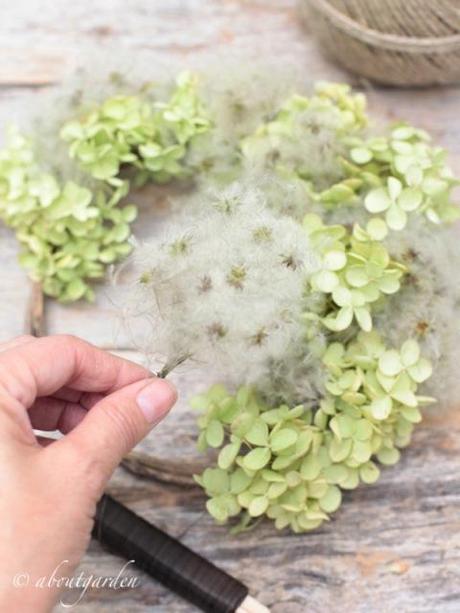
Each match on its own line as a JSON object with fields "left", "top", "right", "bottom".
{"left": 304, "top": 214, "right": 406, "bottom": 332}
{"left": 193, "top": 336, "right": 433, "bottom": 532}
{"left": 60, "top": 71, "right": 211, "bottom": 185}
{"left": 1, "top": 72, "right": 211, "bottom": 302}
{"left": 346, "top": 124, "right": 460, "bottom": 230}
{"left": 0, "top": 128, "right": 136, "bottom": 302}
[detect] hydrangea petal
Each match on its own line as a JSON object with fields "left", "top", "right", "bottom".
{"left": 350, "top": 147, "right": 372, "bottom": 164}
{"left": 366, "top": 218, "right": 388, "bottom": 240}
{"left": 365, "top": 187, "right": 391, "bottom": 213}
{"left": 398, "top": 187, "right": 423, "bottom": 212}
{"left": 379, "top": 350, "right": 403, "bottom": 376}
{"left": 408, "top": 358, "right": 433, "bottom": 383}
{"left": 386, "top": 203, "right": 407, "bottom": 231}
{"left": 387, "top": 176, "right": 402, "bottom": 200}
{"left": 370, "top": 395, "right": 392, "bottom": 420}
{"left": 324, "top": 250, "right": 347, "bottom": 271}
{"left": 400, "top": 339, "right": 420, "bottom": 367}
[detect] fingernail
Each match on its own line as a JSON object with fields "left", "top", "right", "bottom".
{"left": 136, "top": 379, "right": 177, "bottom": 424}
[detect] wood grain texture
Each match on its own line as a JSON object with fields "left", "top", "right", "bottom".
{"left": 0, "top": 1, "right": 460, "bottom": 612}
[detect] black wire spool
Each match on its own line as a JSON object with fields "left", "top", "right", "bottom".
{"left": 93, "top": 494, "right": 249, "bottom": 613}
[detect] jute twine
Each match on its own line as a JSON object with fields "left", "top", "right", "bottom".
{"left": 302, "top": 0, "right": 460, "bottom": 86}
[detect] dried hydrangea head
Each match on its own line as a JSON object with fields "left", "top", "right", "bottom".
{"left": 0, "top": 128, "right": 136, "bottom": 301}
{"left": 60, "top": 72, "right": 210, "bottom": 186}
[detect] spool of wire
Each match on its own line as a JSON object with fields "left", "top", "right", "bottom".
{"left": 93, "top": 495, "right": 269, "bottom": 613}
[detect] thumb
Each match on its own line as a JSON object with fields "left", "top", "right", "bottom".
{"left": 53, "top": 376, "right": 177, "bottom": 484}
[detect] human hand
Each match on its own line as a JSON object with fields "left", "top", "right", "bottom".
{"left": 0, "top": 334, "right": 177, "bottom": 612}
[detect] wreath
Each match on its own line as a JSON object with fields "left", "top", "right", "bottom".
{"left": 1, "top": 69, "right": 459, "bottom": 533}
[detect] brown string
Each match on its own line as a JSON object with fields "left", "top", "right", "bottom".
{"left": 303, "top": 0, "right": 460, "bottom": 86}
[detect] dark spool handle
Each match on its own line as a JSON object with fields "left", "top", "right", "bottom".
{"left": 92, "top": 494, "right": 248, "bottom": 613}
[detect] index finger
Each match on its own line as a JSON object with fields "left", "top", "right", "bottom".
{"left": 0, "top": 335, "right": 150, "bottom": 408}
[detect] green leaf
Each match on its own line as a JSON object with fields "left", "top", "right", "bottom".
{"left": 408, "top": 358, "right": 432, "bottom": 383}
{"left": 272, "top": 455, "right": 296, "bottom": 471}
{"left": 267, "top": 482, "right": 288, "bottom": 499}
{"left": 261, "top": 469, "right": 285, "bottom": 482}
{"left": 359, "top": 461, "right": 380, "bottom": 484}
{"left": 202, "top": 468, "right": 229, "bottom": 494}
{"left": 249, "top": 476, "right": 269, "bottom": 496}
{"left": 388, "top": 177, "right": 402, "bottom": 200}
{"left": 330, "top": 414, "right": 354, "bottom": 439}
{"left": 345, "top": 266, "right": 369, "bottom": 288}
{"left": 366, "top": 218, "right": 388, "bottom": 240}
{"left": 392, "top": 390, "right": 417, "bottom": 407}
{"left": 319, "top": 485, "right": 342, "bottom": 513}
{"left": 354, "top": 419, "right": 373, "bottom": 441}
{"left": 392, "top": 125, "right": 416, "bottom": 140}
{"left": 323, "top": 464, "right": 348, "bottom": 484}
{"left": 245, "top": 420, "right": 269, "bottom": 446}
{"left": 398, "top": 188, "right": 422, "bottom": 212}
{"left": 352, "top": 440, "right": 372, "bottom": 463}
{"left": 376, "top": 370, "right": 396, "bottom": 393}
{"left": 313, "top": 270, "right": 339, "bottom": 292}
{"left": 370, "top": 396, "right": 392, "bottom": 420}
{"left": 300, "top": 455, "right": 321, "bottom": 480}
{"left": 400, "top": 405, "right": 422, "bottom": 423}
{"left": 205, "top": 419, "right": 225, "bottom": 448}
{"left": 386, "top": 203, "right": 407, "bottom": 231}
{"left": 324, "top": 250, "right": 346, "bottom": 271}
{"left": 206, "top": 497, "right": 228, "bottom": 522}
{"left": 350, "top": 147, "right": 372, "bottom": 164}
{"left": 422, "top": 177, "right": 447, "bottom": 196}
{"left": 323, "top": 306, "right": 354, "bottom": 331}
{"left": 260, "top": 409, "right": 282, "bottom": 425}
{"left": 121, "top": 204, "right": 138, "bottom": 222}
{"left": 378, "top": 350, "right": 403, "bottom": 377}
{"left": 341, "top": 468, "right": 360, "bottom": 490}
{"left": 248, "top": 496, "right": 269, "bottom": 517}
{"left": 270, "top": 429, "right": 298, "bottom": 453}
{"left": 243, "top": 447, "right": 271, "bottom": 470}
{"left": 237, "top": 490, "right": 254, "bottom": 508}
{"left": 231, "top": 411, "right": 256, "bottom": 437}
{"left": 400, "top": 339, "right": 420, "bottom": 367}
{"left": 230, "top": 468, "right": 253, "bottom": 494}
{"left": 365, "top": 187, "right": 391, "bottom": 213}
{"left": 329, "top": 438, "right": 352, "bottom": 462}
{"left": 285, "top": 471, "right": 302, "bottom": 488}
{"left": 355, "top": 306, "right": 372, "bottom": 332}
{"left": 332, "top": 286, "right": 352, "bottom": 307}
{"left": 377, "top": 447, "right": 401, "bottom": 465}
{"left": 294, "top": 430, "right": 314, "bottom": 456}
{"left": 218, "top": 442, "right": 240, "bottom": 470}
{"left": 307, "top": 479, "right": 328, "bottom": 499}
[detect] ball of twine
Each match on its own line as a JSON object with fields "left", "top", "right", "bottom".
{"left": 303, "top": 0, "right": 460, "bottom": 86}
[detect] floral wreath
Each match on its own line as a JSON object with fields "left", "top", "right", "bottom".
{"left": 1, "top": 70, "right": 459, "bottom": 533}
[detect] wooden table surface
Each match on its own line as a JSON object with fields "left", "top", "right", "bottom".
{"left": 2, "top": 1, "right": 460, "bottom": 611}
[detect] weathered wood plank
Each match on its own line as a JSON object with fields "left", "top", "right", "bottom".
{"left": 0, "top": 1, "right": 459, "bottom": 612}
{"left": 56, "top": 404, "right": 460, "bottom": 613}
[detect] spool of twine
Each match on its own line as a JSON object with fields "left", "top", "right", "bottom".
{"left": 302, "top": 0, "right": 460, "bottom": 86}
